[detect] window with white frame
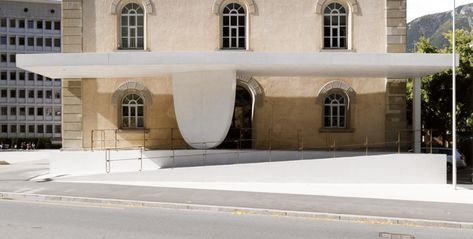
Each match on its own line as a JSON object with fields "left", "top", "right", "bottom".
{"left": 323, "top": 3, "right": 347, "bottom": 49}
{"left": 120, "top": 3, "right": 144, "bottom": 49}
{"left": 222, "top": 3, "right": 246, "bottom": 49}
{"left": 324, "top": 92, "right": 347, "bottom": 128}
{"left": 121, "top": 93, "right": 144, "bottom": 128}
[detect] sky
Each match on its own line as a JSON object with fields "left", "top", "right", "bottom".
{"left": 407, "top": 0, "right": 473, "bottom": 22}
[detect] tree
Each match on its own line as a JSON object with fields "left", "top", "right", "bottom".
{"left": 408, "top": 30, "right": 473, "bottom": 145}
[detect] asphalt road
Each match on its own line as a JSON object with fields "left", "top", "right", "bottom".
{"left": 0, "top": 200, "right": 472, "bottom": 239}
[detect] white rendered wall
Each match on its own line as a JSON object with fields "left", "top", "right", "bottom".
{"left": 49, "top": 150, "right": 446, "bottom": 184}
{"left": 172, "top": 70, "right": 236, "bottom": 149}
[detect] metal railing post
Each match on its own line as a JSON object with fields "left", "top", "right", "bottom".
{"left": 397, "top": 130, "right": 401, "bottom": 154}
{"left": 105, "top": 149, "right": 111, "bottom": 173}
{"left": 101, "top": 131, "right": 105, "bottom": 150}
{"left": 332, "top": 139, "right": 336, "bottom": 158}
{"left": 91, "top": 130, "right": 94, "bottom": 151}
{"left": 115, "top": 129, "right": 118, "bottom": 151}
{"left": 429, "top": 129, "right": 433, "bottom": 154}
{"left": 365, "top": 136, "right": 368, "bottom": 156}
{"left": 268, "top": 128, "right": 272, "bottom": 162}
{"left": 139, "top": 146, "right": 143, "bottom": 171}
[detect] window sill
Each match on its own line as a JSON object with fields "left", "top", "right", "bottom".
{"left": 217, "top": 48, "right": 251, "bottom": 52}
{"left": 117, "top": 128, "right": 149, "bottom": 133}
{"left": 319, "top": 128, "right": 355, "bottom": 133}
{"left": 320, "top": 48, "right": 355, "bottom": 53}
{"left": 114, "top": 48, "right": 149, "bottom": 52}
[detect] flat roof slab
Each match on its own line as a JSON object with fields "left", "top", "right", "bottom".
{"left": 17, "top": 52, "right": 457, "bottom": 79}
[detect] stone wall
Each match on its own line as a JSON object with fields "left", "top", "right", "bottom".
{"left": 385, "top": 0, "right": 408, "bottom": 149}
{"left": 62, "top": 0, "right": 83, "bottom": 149}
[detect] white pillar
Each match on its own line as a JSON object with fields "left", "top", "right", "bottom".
{"left": 413, "top": 77, "right": 422, "bottom": 153}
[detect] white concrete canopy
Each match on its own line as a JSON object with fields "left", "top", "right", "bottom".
{"left": 16, "top": 52, "right": 458, "bottom": 79}
{"left": 16, "top": 52, "right": 458, "bottom": 149}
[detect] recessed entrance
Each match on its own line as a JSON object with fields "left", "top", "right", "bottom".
{"left": 220, "top": 85, "right": 253, "bottom": 149}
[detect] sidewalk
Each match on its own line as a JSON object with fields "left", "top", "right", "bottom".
{"left": 1, "top": 158, "right": 473, "bottom": 228}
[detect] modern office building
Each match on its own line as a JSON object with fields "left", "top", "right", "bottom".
{"left": 17, "top": 0, "right": 454, "bottom": 152}
{"left": 0, "top": 0, "right": 62, "bottom": 145}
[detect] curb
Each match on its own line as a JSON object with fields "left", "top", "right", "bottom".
{"left": 1, "top": 191, "right": 473, "bottom": 230}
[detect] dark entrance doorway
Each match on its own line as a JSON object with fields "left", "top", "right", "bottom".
{"left": 220, "top": 85, "right": 253, "bottom": 149}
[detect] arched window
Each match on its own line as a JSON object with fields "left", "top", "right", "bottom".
{"left": 222, "top": 3, "right": 246, "bottom": 49}
{"left": 120, "top": 3, "right": 144, "bottom": 49}
{"left": 121, "top": 93, "right": 144, "bottom": 128}
{"left": 323, "top": 3, "right": 347, "bottom": 49}
{"left": 324, "top": 93, "right": 347, "bottom": 128}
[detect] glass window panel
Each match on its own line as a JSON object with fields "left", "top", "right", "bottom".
{"left": 137, "top": 27, "right": 143, "bottom": 37}
{"left": 130, "top": 16, "right": 136, "bottom": 25}
{"left": 121, "top": 38, "right": 128, "bottom": 48}
{"left": 121, "top": 16, "right": 128, "bottom": 25}
{"left": 238, "top": 27, "right": 245, "bottom": 37}
{"left": 223, "top": 38, "right": 229, "bottom": 48}
{"left": 54, "top": 21, "right": 61, "bottom": 30}
{"left": 138, "top": 106, "right": 143, "bottom": 116}
{"left": 137, "top": 117, "right": 144, "bottom": 128}
{"left": 238, "top": 16, "right": 245, "bottom": 25}
{"left": 324, "top": 38, "right": 330, "bottom": 48}
{"left": 37, "top": 125, "right": 43, "bottom": 133}
{"left": 137, "top": 38, "right": 144, "bottom": 48}
{"left": 340, "top": 38, "right": 346, "bottom": 48}
{"left": 231, "top": 16, "right": 237, "bottom": 25}
{"left": 223, "top": 17, "right": 229, "bottom": 26}
{"left": 130, "top": 117, "right": 136, "bottom": 127}
{"left": 137, "top": 16, "right": 143, "bottom": 26}
{"left": 131, "top": 107, "right": 136, "bottom": 116}
{"left": 123, "top": 117, "right": 129, "bottom": 128}
{"left": 332, "top": 38, "right": 337, "bottom": 47}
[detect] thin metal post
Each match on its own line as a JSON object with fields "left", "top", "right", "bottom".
{"left": 101, "top": 131, "right": 105, "bottom": 150}
{"left": 397, "top": 131, "right": 401, "bottom": 154}
{"left": 452, "top": 0, "right": 457, "bottom": 189}
{"left": 429, "top": 129, "right": 433, "bottom": 154}
{"left": 139, "top": 146, "right": 143, "bottom": 171}
{"left": 143, "top": 129, "right": 146, "bottom": 149}
{"left": 268, "top": 128, "right": 272, "bottom": 162}
{"left": 332, "top": 139, "right": 336, "bottom": 158}
{"left": 91, "top": 130, "right": 94, "bottom": 151}
{"left": 115, "top": 129, "right": 118, "bottom": 151}
{"left": 301, "top": 131, "right": 304, "bottom": 160}
{"left": 105, "top": 149, "right": 111, "bottom": 173}
{"left": 365, "top": 136, "right": 368, "bottom": 156}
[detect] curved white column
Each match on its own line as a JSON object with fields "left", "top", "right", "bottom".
{"left": 172, "top": 71, "right": 236, "bottom": 149}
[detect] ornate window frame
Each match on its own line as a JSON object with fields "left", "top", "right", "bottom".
{"left": 315, "top": 0, "right": 360, "bottom": 51}
{"left": 112, "top": 81, "right": 153, "bottom": 130}
{"left": 111, "top": 0, "right": 155, "bottom": 51}
{"left": 323, "top": 3, "right": 348, "bottom": 49}
{"left": 212, "top": 0, "right": 257, "bottom": 51}
{"left": 317, "top": 80, "right": 356, "bottom": 132}
{"left": 121, "top": 93, "right": 145, "bottom": 128}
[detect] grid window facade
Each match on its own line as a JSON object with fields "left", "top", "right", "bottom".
{"left": 0, "top": 4, "right": 62, "bottom": 139}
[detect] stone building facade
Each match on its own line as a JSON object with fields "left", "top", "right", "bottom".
{"left": 59, "top": 0, "right": 408, "bottom": 150}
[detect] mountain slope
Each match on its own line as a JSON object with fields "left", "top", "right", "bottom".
{"left": 407, "top": 3, "right": 473, "bottom": 52}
